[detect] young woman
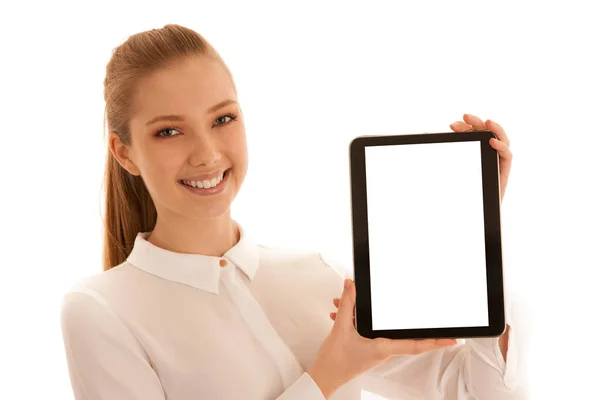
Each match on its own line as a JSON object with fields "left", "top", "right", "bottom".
{"left": 60, "top": 24, "right": 525, "bottom": 399}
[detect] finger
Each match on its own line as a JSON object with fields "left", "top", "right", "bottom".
{"left": 382, "top": 339, "right": 456, "bottom": 355}
{"left": 330, "top": 312, "right": 356, "bottom": 321}
{"left": 333, "top": 279, "right": 356, "bottom": 331}
{"left": 449, "top": 121, "right": 475, "bottom": 132}
{"left": 490, "top": 138, "right": 512, "bottom": 161}
{"left": 333, "top": 297, "right": 355, "bottom": 322}
{"left": 485, "top": 119, "right": 510, "bottom": 146}
{"left": 411, "top": 338, "right": 457, "bottom": 354}
{"left": 463, "top": 114, "right": 487, "bottom": 131}
{"left": 333, "top": 297, "right": 356, "bottom": 318}
{"left": 490, "top": 138, "right": 512, "bottom": 194}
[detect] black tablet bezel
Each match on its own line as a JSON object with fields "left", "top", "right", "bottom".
{"left": 349, "top": 131, "right": 505, "bottom": 340}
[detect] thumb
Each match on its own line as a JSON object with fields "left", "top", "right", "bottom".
{"left": 334, "top": 279, "right": 356, "bottom": 331}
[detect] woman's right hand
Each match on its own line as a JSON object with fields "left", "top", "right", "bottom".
{"left": 307, "top": 279, "right": 457, "bottom": 398}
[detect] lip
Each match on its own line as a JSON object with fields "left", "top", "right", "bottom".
{"left": 179, "top": 169, "right": 230, "bottom": 196}
{"left": 179, "top": 168, "right": 229, "bottom": 182}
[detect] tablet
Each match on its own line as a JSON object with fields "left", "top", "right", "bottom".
{"left": 349, "top": 131, "right": 505, "bottom": 340}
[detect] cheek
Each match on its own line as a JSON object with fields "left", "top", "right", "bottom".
{"left": 140, "top": 150, "right": 182, "bottom": 193}
{"left": 229, "top": 132, "right": 249, "bottom": 169}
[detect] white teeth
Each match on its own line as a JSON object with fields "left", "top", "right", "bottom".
{"left": 181, "top": 171, "right": 226, "bottom": 189}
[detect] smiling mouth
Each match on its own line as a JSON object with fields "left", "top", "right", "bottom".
{"left": 178, "top": 169, "right": 230, "bottom": 189}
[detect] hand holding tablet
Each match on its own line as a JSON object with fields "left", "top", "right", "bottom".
{"left": 314, "top": 278, "right": 458, "bottom": 398}
{"left": 348, "top": 130, "right": 506, "bottom": 340}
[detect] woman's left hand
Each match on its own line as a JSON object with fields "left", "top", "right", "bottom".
{"left": 450, "top": 114, "right": 512, "bottom": 202}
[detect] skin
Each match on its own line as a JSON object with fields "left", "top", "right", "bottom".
{"left": 109, "top": 55, "right": 513, "bottom": 397}
{"left": 109, "top": 55, "right": 248, "bottom": 257}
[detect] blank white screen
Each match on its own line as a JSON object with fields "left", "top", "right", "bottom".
{"left": 365, "top": 141, "right": 489, "bottom": 330}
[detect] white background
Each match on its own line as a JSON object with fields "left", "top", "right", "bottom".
{"left": 1, "top": 0, "right": 598, "bottom": 399}
{"left": 366, "top": 142, "right": 489, "bottom": 330}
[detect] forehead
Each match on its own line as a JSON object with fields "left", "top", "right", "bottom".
{"left": 130, "top": 55, "right": 236, "bottom": 124}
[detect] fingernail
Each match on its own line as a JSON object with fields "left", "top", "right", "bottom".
{"left": 344, "top": 279, "right": 350, "bottom": 289}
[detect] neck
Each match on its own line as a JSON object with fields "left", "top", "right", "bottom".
{"left": 147, "top": 211, "right": 239, "bottom": 257}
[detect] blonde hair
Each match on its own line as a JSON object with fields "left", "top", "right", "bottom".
{"left": 102, "top": 24, "right": 231, "bottom": 271}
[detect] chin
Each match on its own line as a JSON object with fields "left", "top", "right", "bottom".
{"left": 186, "top": 194, "right": 237, "bottom": 220}
{"left": 193, "top": 202, "right": 233, "bottom": 219}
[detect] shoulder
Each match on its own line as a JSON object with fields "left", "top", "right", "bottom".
{"left": 62, "top": 260, "right": 134, "bottom": 298}
{"left": 253, "top": 244, "right": 351, "bottom": 304}
{"left": 60, "top": 262, "right": 140, "bottom": 327}
{"left": 256, "top": 243, "right": 353, "bottom": 280}
{"left": 318, "top": 252, "right": 354, "bottom": 280}
{"left": 60, "top": 284, "right": 117, "bottom": 331}
{"left": 59, "top": 265, "right": 150, "bottom": 363}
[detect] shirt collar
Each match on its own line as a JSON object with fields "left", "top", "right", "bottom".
{"left": 125, "top": 223, "right": 259, "bottom": 295}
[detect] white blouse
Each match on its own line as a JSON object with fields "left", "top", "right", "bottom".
{"left": 60, "top": 224, "right": 527, "bottom": 399}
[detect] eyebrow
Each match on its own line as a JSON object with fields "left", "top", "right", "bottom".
{"left": 145, "top": 99, "right": 238, "bottom": 127}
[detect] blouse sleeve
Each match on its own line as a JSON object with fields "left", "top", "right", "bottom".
{"left": 364, "top": 290, "right": 530, "bottom": 399}
{"left": 275, "top": 372, "right": 327, "bottom": 399}
{"left": 319, "top": 254, "right": 530, "bottom": 400}
{"left": 60, "top": 287, "right": 166, "bottom": 400}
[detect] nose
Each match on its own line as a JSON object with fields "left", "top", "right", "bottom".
{"left": 188, "top": 132, "right": 221, "bottom": 167}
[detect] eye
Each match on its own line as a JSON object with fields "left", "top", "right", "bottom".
{"left": 154, "top": 127, "right": 181, "bottom": 138}
{"left": 213, "top": 113, "right": 237, "bottom": 127}
{"left": 154, "top": 113, "right": 238, "bottom": 138}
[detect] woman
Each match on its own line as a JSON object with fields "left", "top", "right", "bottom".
{"left": 60, "top": 24, "right": 525, "bottom": 399}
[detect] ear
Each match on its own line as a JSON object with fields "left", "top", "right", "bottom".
{"left": 108, "top": 132, "right": 141, "bottom": 176}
